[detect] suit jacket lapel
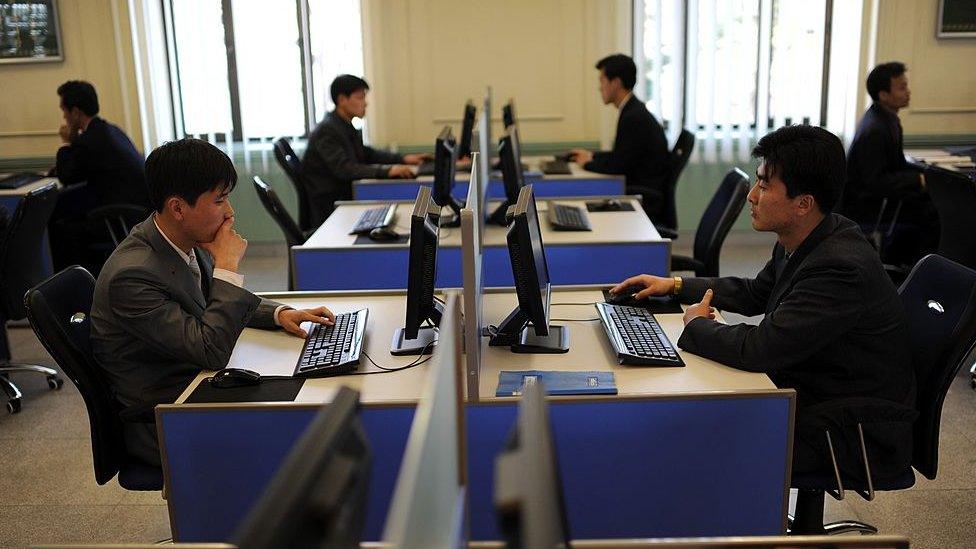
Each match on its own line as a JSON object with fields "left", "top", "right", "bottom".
{"left": 142, "top": 218, "right": 208, "bottom": 310}
{"left": 766, "top": 215, "right": 837, "bottom": 312}
{"left": 196, "top": 248, "right": 214, "bottom": 300}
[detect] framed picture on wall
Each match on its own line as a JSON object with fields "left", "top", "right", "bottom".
{"left": 938, "top": 0, "right": 976, "bottom": 38}
{"left": 0, "top": 0, "right": 63, "bottom": 64}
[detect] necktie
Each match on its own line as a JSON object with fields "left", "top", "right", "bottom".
{"left": 187, "top": 250, "right": 203, "bottom": 292}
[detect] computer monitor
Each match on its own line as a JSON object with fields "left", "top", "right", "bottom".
{"left": 234, "top": 386, "right": 371, "bottom": 549}
{"left": 431, "top": 125, "right": 463, "bottom": 228}
{"left": 489, "top": 185, "right": 569, "bottom": 353}
{"left": 391, "top": 186, "right": 443, "bottom": 356}
{"left": 502, "top": 98, "right": 517, "bottom": 129}
{"left": 494, "top": 380, "right": 571, "bottom": 549}
{"left": 486, "top": 126, "right": 526, "bottom": 226}
{"left": 457, "top": 100, "right": 477, "bottom": 159}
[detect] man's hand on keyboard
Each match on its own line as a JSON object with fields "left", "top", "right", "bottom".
{"left": 387, "top": 165, "right": 415, "bottom": 178}
{"left": 279, "top": 306, "right": 336, "bottom": 338}
{"left": 611, "top": 274, "right": 674, "bottom": 299}
{"left": 683, "top": 289, "right": 716, "bottom": 325}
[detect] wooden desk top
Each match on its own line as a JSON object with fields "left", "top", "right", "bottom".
{"left": 174, "top": 289, "right": 774, "bottom": 406}
{"left": 298, "top": 197, "right": 664, "bottom": 250}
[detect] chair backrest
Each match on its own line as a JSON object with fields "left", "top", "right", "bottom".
{"left": 24, "top": 266, "right": 126, "bottom": 485}
{"left": 924, "top": 169, "right": 976, "bottom": 270}
{"left": 253, "top": 176, "right": 305, "bottom": 247}
{"left": 660, "top": 129, "right": 696, "bottom": 230}
{"left": 86, "top": 204, "right": 150, "bottom": 248}
{"left": 0, "top": 182, "right": 59, "bottom": 319}
{"left": 898, "top": 254, "right": 976, "bottom": 479}
{"left": 692, "top": 168, "right": 750, "bottom": 277}
{"left": 273, "top": 137, "right": 313, "bottom": 233}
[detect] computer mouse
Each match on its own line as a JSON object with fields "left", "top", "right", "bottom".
{"left": 368, "top": 227, "right": 399, "bottom": 242}
{"left": 210, "top": 368, "right": 262, "bottom": 388}
{"left": 602, "top": 199, "right": 624, "bottom": 211}
{"left": 606, "top": 284, "right": 647, "bottom": 305}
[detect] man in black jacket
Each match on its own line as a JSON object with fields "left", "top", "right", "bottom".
{"left": 570, "top": 54, "right": 670, "bottom": 224}
{"left": 842, "top": 62, "right": 938, "bottom": 265}
{"left": 302, "top": 74, "right": 431, "bottom": 225}
{"left": 612, "top": 125, "right": 916, "bottom": 476}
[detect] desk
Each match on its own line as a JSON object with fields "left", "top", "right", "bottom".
{"left": 0, "top": 176, "right": 61, "bottom": 277}
{"left": 292, "top": 197, "right": 670, "bottom": 290}
{"left": 905, "top": 147, "right": 976, "bottom": 180}
{"left": 352, "top": 156, "right": 626, "bottom": 201}
{"left": 157, "top": 289, "right": 793, "bottom": 543}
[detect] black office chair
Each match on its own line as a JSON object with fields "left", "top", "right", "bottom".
{"left": 924, "top": 168, "right": 976, "bottom": 271}
{"left": 253, "top": 176, "right": 309, "bottom": 291}
{"left": 273, "top": 137, "right": 314, "bottom": 233}
{"left": 83, "top": 203, "right": 150, "bottom": 276}
{"left": 670, "top": 168, "right": 750, "bottom": 277}
{"left": 25, "top": 266, "right": 164, "bottom": 490}
{"left": 656, "top": 129, "right": 696, "bottom": 238}
{"left": 790, "top": 254, "right": 976, "bottom": 534}
{"left": 0, "top": 182, "right": 64, "bottom": 414}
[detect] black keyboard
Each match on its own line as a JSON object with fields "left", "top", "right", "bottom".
{"left": 0, "top": 173, "right": 43, "bottom": 190}
{"left": 595, "top": 303, "right": 684, "bottom": 367}
{"left": 349, "top": 204, "right": 396, "bottom": 235}
{"left": 540, "top": 159, "right": 572, "bottom": 175}
{"left": 548, "top": 204, "right": 592, "bottom": 231}
{"left": 294, "top": 309, "right": 369, "bottom": 377}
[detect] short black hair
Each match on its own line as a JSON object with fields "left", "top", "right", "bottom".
{"left": 595, "top": 54, "right": 637, "bottom": 91}
{"left": 866, "top": 62, "right": 906, "bottom": 102}
{"left": 57, "top": 80, "right": 99, "bottom": 116}
{"left": 145, "top": 138, "right": 237, "bottom": 213}
{"left": 751, "top": 125, "right": 845, "bottom": 213}
{"left": 330, "top": 74, "right": 370, "bottom": 104}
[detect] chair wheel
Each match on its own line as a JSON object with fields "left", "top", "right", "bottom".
{"left": 47, "top": 376, "right": 64, "bottom": 390}
{"left": 7, "top": 399, "right": 21, "bottom": 414}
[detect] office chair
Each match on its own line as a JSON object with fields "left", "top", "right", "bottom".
{"left": 25, "top": 266, "right": 164, "bottom": 490}
{"left": 656, "top": 129, "right": 696, "bottom": 238}
{"left": 83, "top": 203, "right": 150, "bottom": 276}
{"left": 252, "top": 176, "right": 309, "bottom": 291}
{"left": 273, "top": 137, "right": 314, "bottom": 233}
{"left": 670, "top": 168, "right": 749, "bottom": 278}
{"left": 790, "top": 254, "right": 976, "bottom": 534}
{"left": 923, "top": 168, "right": 976, "bottom": 271}
{"left": 0, "top": 182, "right": 64, "bottom": 414}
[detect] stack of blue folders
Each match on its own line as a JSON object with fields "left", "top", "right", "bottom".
{"left": 496, "top": 370, "right": 617, "bottom": 397}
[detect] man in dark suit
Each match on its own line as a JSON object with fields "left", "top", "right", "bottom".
{"left": 612, "top": 125, "right": 916, "bottom": 477}
{"left": 842, "top": 62, "right": 938, "bottom": 266}
{"left": 570, "top": 54, "right": 670, "bottom": 224}
{"left": 91, "top": 138, "right": 337, "bottom": 467}
{"left": 302, "top": 74, "right": 431, "bottom": 225}
{"left": 51, "top": 80, "right": 151, "bottom": 272}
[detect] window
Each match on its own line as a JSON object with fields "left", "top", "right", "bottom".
{"left": 163, "top": 0, "right": 365, "bottom": 142}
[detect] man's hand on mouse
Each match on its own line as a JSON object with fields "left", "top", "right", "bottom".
{"left": 569, "top": 149, "right": 593, "bottom": 166}
{"left": 611, "top": 275, "right": 674, "bottom": 300}
{"left": 683, "top": 289, "right": 717, "bottom": 325}
{"left": 279, "top": 306, "right": 336, "bottom": 338}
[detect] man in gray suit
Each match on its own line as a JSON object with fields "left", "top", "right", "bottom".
{"left": 91, "top": 138, "right": 336, "bottom": 467}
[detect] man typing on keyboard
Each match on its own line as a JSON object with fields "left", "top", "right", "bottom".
{"left": 91, "top": 138, "right": 336, "bottom": 467}
{"left": 610, "top": 125, "right": 916, "bottom": 476}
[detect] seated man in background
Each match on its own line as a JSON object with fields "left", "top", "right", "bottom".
{"left": 570, "top": 54, "right": 670, "bottom": 224}
{"left": 91, "top": 138, "right": 336, "bottom": 467}
{"left": 842, "top": 61, "right": 938, "bottom": 266}
{"left": 612, "top": 125, "right": 916, "bottom": 477}
{"left": 302, "top": 74, "right": 431, "bottom": 225}
{"left": 51, "top": 80, "right": 151, "bottom": 273}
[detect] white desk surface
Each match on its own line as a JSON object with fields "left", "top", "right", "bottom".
{"left": 298, "top": 196, "right": 664, "bottom": 250}
{"left": 174, "top": 289, "right": 774, "bottom": 406}
{"left": 0, "top": 176, "right": 59, "bottom": 197}
{"left": 353, "top": 155, "right": 624, "bottom": 185}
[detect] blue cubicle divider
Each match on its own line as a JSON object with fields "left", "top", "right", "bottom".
{"left": 160, "top": 393, "right": 790, "bottom": 543}
{"left": 293, "top": 243, "right": 667, "bottom": 290}
{"left": 353, "top": 175, "right": 624, "bottom": 201}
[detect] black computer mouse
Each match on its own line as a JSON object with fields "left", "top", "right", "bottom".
{"left": 368, "top": 227, "right": 399, "bottom": 242}
{"left": 210, "top": 368, "right": 262, "bottom": 388}
{"left": 601, "top": 199, "right": 624, "bottom": 211}
{"left": 606, "top": 284, "right": 647, "bottom": 306}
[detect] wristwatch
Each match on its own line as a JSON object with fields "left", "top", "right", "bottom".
{"left": 672, "top": 276, "right": 683, "bottom": 296}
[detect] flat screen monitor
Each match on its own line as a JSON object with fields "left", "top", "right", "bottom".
{"left": 494, "top": 381, "right": 571, "bottom": 549}
{"left": 502, "top": 98, "right": 517, "bottom": 129}
{"left": 431, "top": 125, "right": 462, "bottom": 227}
{"left": 489, "top": 185, "right": 569, "bottom": 353}
{"left": 487, "top": 126, "right": 525, "bottom": 226}
{"left": 392, "top": 186, "right": 442, "bottom": 356}
{"left": 457, "top": 100, "right": 476, "bottom": 159}
{"left": 234, "top": 386, "right": 370, "bottom": 549}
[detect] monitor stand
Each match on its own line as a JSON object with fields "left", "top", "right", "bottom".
{"left": 486, "top": 200, "right": 513, "bottom": 226}
{"left": 488, "top": 307, "right": 569, "bottom": 354}
{"left": 390, "top": 299, "right": 444, "bottom": 355}
{"left": 440, "top": 197, "right": 464, "bottom": 228}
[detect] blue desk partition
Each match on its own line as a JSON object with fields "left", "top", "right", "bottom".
{"left": 293, "top": 242, "right": 667, "bottom": 290}
{"left": 353, "top": 175, "right": 625, "bottom": 201}
{"left": 159, "top": 392, "right": 791, "bottom": 543}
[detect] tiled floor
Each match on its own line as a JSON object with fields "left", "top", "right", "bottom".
{"left": 1, "top": 235, "right": 973, "bottom": 548}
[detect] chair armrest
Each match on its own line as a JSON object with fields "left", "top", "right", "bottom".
{"left": 671, "top": 254, "right": 704, "bottom": 274}
{"left": 655, "top": 225, "right": 678, "bottom": 239}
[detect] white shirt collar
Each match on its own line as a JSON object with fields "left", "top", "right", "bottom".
{"left": 153, "top": 214, "right": 197, "bottom": 266}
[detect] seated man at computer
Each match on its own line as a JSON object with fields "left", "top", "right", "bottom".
{"left": 91, "top": 138, "right": 337, "bottom": 467}
{"left": 569, "top": 54, "right": 669, "bottom": 224}
{"left": 50, "top": 80, "right": 152, "bottom": 272}
{"left": 611, "top": 125, "right": 915, "bottom": 475}
{"left": 302, "top": 74, "right": 432, "bottom": 225}
{"left": 842, "top": 61, "right": 938, "bottom": 266}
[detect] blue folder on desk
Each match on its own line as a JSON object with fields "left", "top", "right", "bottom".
{"left": 496, "top": 370, "right": 617, "bottom": 397}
